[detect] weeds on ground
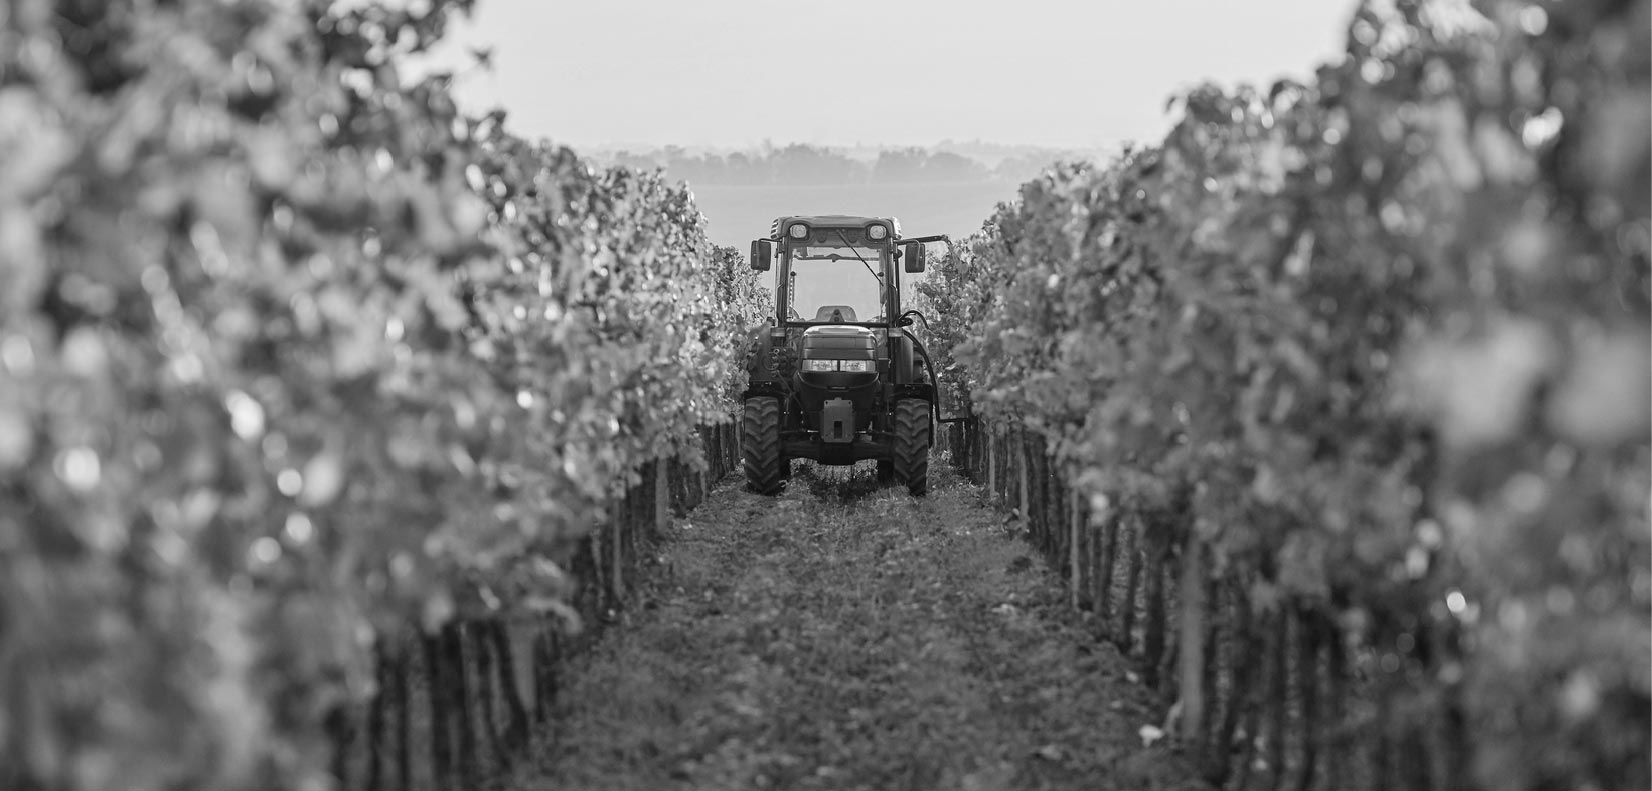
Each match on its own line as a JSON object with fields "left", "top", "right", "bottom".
{"left": 792, "top": 461, "right": 887, "bottom": 503}
{"left": 514, "top": 461, "right": 1203, "bottom": 791}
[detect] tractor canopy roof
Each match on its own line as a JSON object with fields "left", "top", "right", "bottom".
{"left": 768, "top": 215, "right": 903, "bottom": 240}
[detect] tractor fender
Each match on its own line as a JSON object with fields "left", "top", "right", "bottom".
{"left": 890, "top": 329, "right": 924, "bottom": 383}
{"left": 892, "top": 329, "right": 938, "bottom": 411}
{"left": 743, "top": 324, "right": 789, "bottom": 396}
{"left": 904, "top": 329, "right": 934, "bottom": 378}
{"left": 743, "top": 326, "right": 766, "bottom": 371}
{"left": 896, "top": 328, "right": 935, "bottom": 383}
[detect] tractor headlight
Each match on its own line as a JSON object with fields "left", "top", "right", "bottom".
{"left": 788, "top": 223, "right": 810, "bottom": 239}
{"left": 865, "top": 223, "right": 888, "bottom": 240}
{"left": 802, "top": 359, "right": 837, "bottom": 372}
{"left": 837, "top": 360, "right": 870, "bottom": 373}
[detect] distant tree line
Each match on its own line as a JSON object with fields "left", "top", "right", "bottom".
{"left": 603, "top": 144, "right": 1089, "bottom": 186}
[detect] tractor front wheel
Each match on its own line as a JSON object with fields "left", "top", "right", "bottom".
{"left": 892, "top": 399, "right": 930, "bottom": 496}
{"left": 742, "top": 397, "right": 783, "bottom": 495}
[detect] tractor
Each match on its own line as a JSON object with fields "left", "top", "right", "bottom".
{"left": 741, "top": 215, "right": 947, "bottom": 496}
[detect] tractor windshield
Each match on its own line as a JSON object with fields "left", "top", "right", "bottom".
{"left": 785, "top": 244, "right": 886, "bottom": 324}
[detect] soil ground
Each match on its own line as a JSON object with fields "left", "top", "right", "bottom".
{"left": 502, "top": 463, "right": 1206, "bottom": 791}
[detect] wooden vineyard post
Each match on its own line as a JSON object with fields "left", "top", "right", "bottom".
{"left": 1234, "top": 610, "right": 1279, "bottom": 791}
{"left": 1017, "top": 429, "right": 1031, "bottom": 526}
{"left": 531, "top": 632, "right": 551, "bottom": 724}
{"left": 655, "top": 457, "right": 669, "bottom": 536}
{"left": 1325, "top": 626, "right": 1348, "bottom": 790}
{"left": 1119, "top": 518, "right": 1142, "bottom": 654}
{"left": 714, "top": 424, "right": 724, "bottom": 477}
{"left": 609, "top": 501, "right": 624, "bottom": 609}
{"left": 731, "top": 419, "right": 741, "bottom": 480}
{"left": 694, "top": 455, "right": 706, "bottom": 510}
{"left": 1441, "top": 662, "right": 1471, "bottom": 791}
{"left": 995, "top": 424, "right": 1004, "bottom": 504}
{"left": 394, "top": 648, "right": 411, "bottom": 791}
{"left": 999, "top": 424, "right": 1010, "bottom": 506}
{"left": 326, "top": 703, "right": 352, "bottom": 790}
{"left": 1142, "top": 524, "right": 1167, "bottom": 687}
{"left": 978, "top": 422, "right": 985, "bottom": 488}
{"left": 1200, "top": 574, "right": 1222, "bottom": 779}
{"left": 1043, "top": 449, "right": 1060, "bottom": 560}
{"left": 490, "top": 621, "right": 532, "bottom": 753}
{"left": 444, "top": 625, "right": 479, "bottom": 791}
{"left": 423, "top": 634, "right": 453, "bottom": 791}
{"left": 579, "top": 531, "right": 603, "bottom": 620}
{"left": 998, "top": 423, "right": 1008, "bottom": 506}
{"left": 977, "top": 422, "right": 991, "bottom": 498}
{"left": 472, "top": 625, "right": 507, "bottom": 772}
{"left": 964, "top": 421, "right": 977, "bottom": 482}
{"left": 531, "top": 630, "right": 568, "bottom": 726}
{"left": 1212, "top": 578, "right": 1255, "bottom": 789}
{"left": 1375, "top": 690, "right": 1393, "bottom": 791}
{"left": 1266, "top": 612, "right": 1289, "bottom": 791}
{"left": 699, "top": 426, "right": 712, "bottom": 484}
{"left": 1054, "top": 460, "right": 1063, "bottom": 554}
{"left": 690, "top": 452, "right": 699, "bottom": 514}
{"left": 1079, "top": 494, "right": 1096, "bottom": 611}
{"left": 365, "top": 648, "right": 389, "bottom": 791}
{"left": 681, "top": 456, "right": 692, "bottom": 519}
{"left": 985, "top": 424, "right": 993, "bottom": 497}
{"left": 1026, "top": 439, "right": 1041, "bottom": 543}
{"left": 986, "top": 424, "right": 997, "bottom": 500}
{"left": 1178, "top": 537, "right": 1207, "bottom": 756}
{"left": 972, "top": 419, "right": 983, "bottom": 481}
{"left": 628, "top": 475, "right": 641, "bottom": 576}
{"left": 1400, "top": 712, "right": 1433, "bottom": 791}
{"left": 1096, "top": 510, "right": 1119, "bottom": 637}
{"left": 1032, "top": 437, "right": 1043, "bottom": 542}
{"left": 1296, "top": 612, "right": 1319, "bottom": 791}
{"left": 1069, "top": 485, "right": 1082, "bottom": 609}
{"left": 1051, "top": 464, "right": 1065, "bottom": 562}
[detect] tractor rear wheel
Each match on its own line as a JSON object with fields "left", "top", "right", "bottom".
{"left": 742, "top": 397, "right": 783, "bottom": 495}
{"left": 892, "top": 399, "right": 930, "bottom": 496}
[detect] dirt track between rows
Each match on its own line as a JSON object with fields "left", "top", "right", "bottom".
{"left": 504, "top": 464, "right": 1204, "bottom": 791}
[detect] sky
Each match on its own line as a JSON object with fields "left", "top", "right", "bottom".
{"left": 426, "top": 0, "right": 1356, "bottom": 151}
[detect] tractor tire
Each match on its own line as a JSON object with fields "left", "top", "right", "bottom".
{"left": 892, "top": 399, "right": 930, "bottom": 496}
{"left": 742, "top": 397, "right": 783, "bottom": 495}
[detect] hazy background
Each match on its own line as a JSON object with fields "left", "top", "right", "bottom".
{"left": 428, "top": 0, "right": 1354, "bottom": 246}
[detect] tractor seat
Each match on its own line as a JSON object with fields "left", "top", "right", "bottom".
{"left": 813, "top": 305, "right": 857, "bottom": 322}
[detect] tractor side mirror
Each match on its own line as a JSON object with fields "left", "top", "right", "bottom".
{"left": 750, "top": 239, "right": 773, "bottom": 272}
{"left": 902, "top": 241, "right": 926, "bottom": 274}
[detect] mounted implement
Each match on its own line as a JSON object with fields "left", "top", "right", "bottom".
{"left": 741, "top": 215, "right": 947, "bottom": 496}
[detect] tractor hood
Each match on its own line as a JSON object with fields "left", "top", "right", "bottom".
{"left": 796, "top": 325, "right": 879, "bottom": 400}
{"left": 800, "top": 325, "right": 877, "bottom": 359}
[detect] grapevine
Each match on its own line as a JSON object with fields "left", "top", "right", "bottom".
{"left": 919, "top": 1, "right": 1649, "bottom": 788}
{"left": 0, "top": 2, "right": 762, "bottom": 789}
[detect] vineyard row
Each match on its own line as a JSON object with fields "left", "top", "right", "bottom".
{"left": 1, "top": 3, "right": 765, "bottom": 791}
{"left": 917, "top": 2, "right": 1650, "bottom": 790}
